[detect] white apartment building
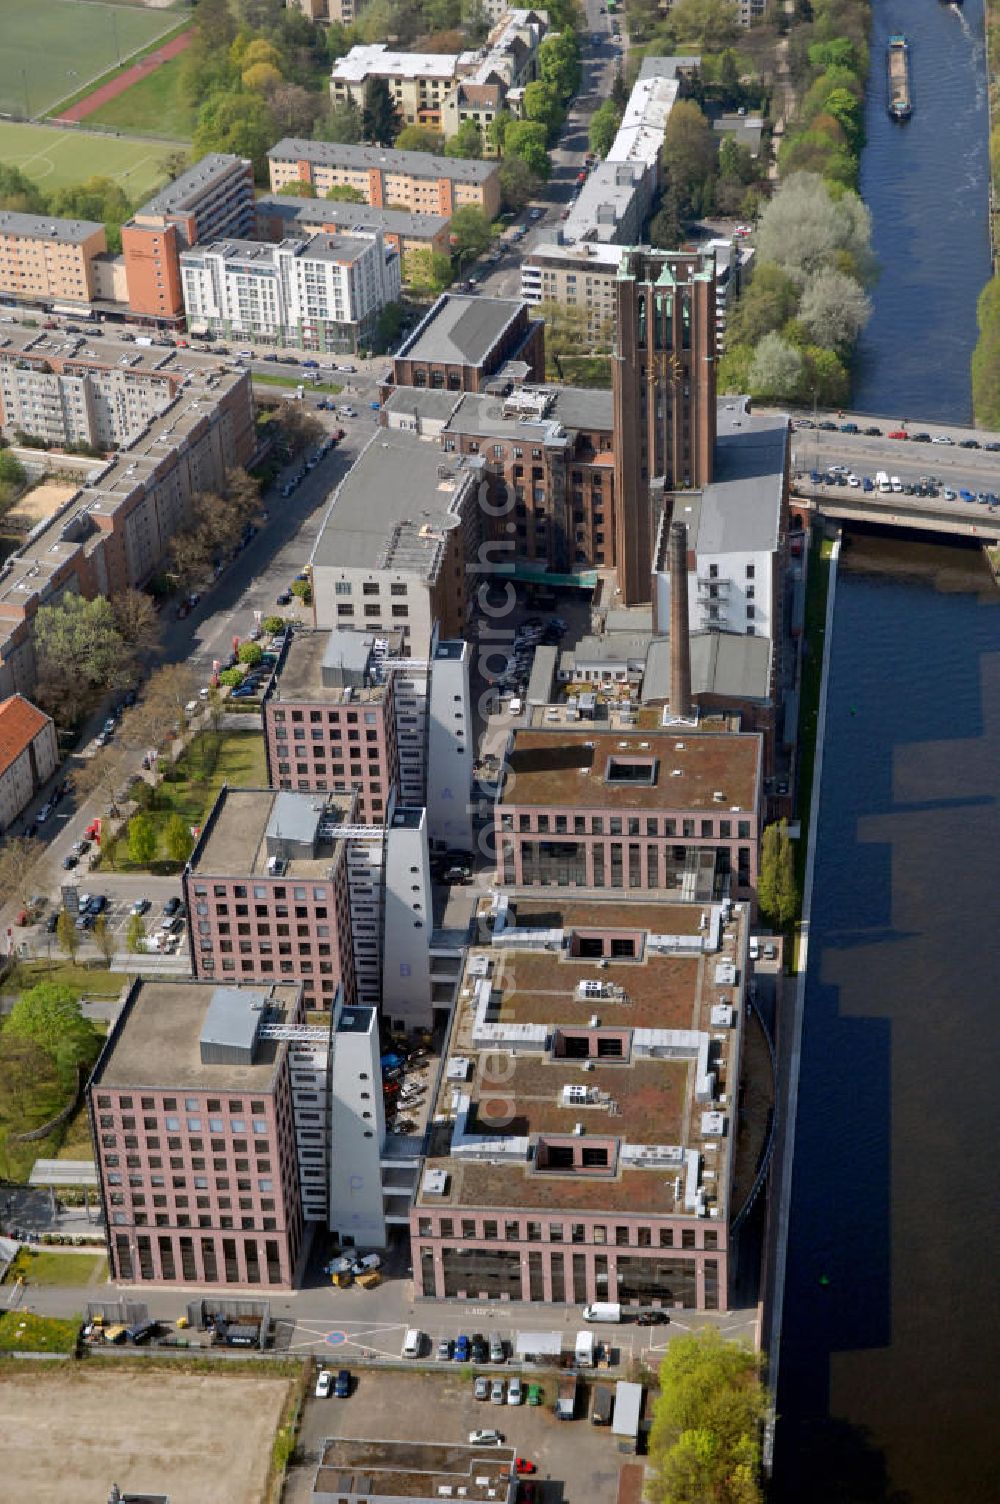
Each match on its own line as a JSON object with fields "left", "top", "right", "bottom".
{"left": 180, "top": 232, "right": 400, "bottom": 353}
{"left": 0, "top": 694, "right": 58, "bottom": 833}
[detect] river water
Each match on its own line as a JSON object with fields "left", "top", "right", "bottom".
{"left": 852, "top": 0, "right": 993, "bottom": 421}
{"left": 773, "top": 5, "right": 1000, "bottom": 1500}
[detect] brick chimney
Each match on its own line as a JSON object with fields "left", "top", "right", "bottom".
{"left": 669, "top": 520, "right": 692, "bottom": 719}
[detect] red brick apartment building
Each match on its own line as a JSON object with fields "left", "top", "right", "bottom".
{"left": 88, "top": 979, "right": 305, "bottom": 1289}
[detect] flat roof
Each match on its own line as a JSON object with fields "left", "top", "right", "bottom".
{"left": 191, "top": 787, "right": 354, "bottom": 878}
{"left": 672, "top": 408, "right": 787, "bottom": 555}
{"left": 310, "top": 428, "right": 479, "bottom": 577}
{"left": 443, "top": 391, "right": 565, "bottom": 445}
{"left": 499, "top": 727, "right": 760, "bottom": 811}
{"left": 268, "top": 138, "right": 498, "bottom": 184}
{"left": 421, "top": 895, "right": 746, "bottom": 1216}
{"left": 91, "top": 980, "right": 300, "bottom": 1091}
{"left": 383, "top": 387, "right": 464, "bottom": 422}
{"left": 331, "top": 43, "right": 462, "bottom": 83}
{"left": 312, "top": 1439, "right": 514, "bottom": 1503}
{"left": 138, "top": 153, "right": 249, "bottom": 217}
{"left": 0, "top": 210, "right": 104, "bottom": 243}
{"left": 397, "top": 293, "right": 525, "bottom": 368}
{"left": 642, "top": 632, "right": 772, "bottom": 704}
{"left": 271, "top": 627, "right": 401, "bottom": 702}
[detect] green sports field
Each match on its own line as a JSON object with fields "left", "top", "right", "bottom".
{"left": 0, "top": 0, "right": 180, "bottom": 120}
{"left": 0, "top": 121, "right": 178, "bottom": 200}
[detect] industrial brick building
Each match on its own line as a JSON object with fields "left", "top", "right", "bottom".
{"left": 386, "top": 293, "right": 545, "bottom": 396}
{"left": 412, "top": 893, "right": 750, "bottom": 1311}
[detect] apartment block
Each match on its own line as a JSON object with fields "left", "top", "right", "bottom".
{"left": 309, "top": 427, "right": 485, "bottom": 657}
{"left": 494, "top": 724, "right": 762, "bottom": 901}
{"left": 328, "top": 14, "right": 547, "bottom": 139}
{"left": 256, "top": 194, "right": 452, "bottom": 263}
{"left": 0, "top": 325, "right": 190, "bottom": 449}
{"left": 0, "top": 357, "right": 254, "bottom": 700}
{"left": 388, "top": 292, "right": 544, "bottom": 396}
{"left": 0, "top": 211, "right": 107, "bottom": 312}
{"left": 122, "top": 154, "right": 255, "bottom": 322}
{"left": 88, "top": 979, "right": 306, "bottom": 1290}
{"left": 180, "top": 232, "right": 400, "bottom": 352}
{"left": 0, "top": 693, "right": 57, "bottom": 833}
{"left": 520, "top": 241, "right": 624, "bottom": 344}
{"left": 287, "top": 0, "right": 361, "bottom": 20}
{"left": 184, "top": 787, "right": 357, "bottom": 1012}
{"left": 263, "top": 628, "right": 402, "bottom": 824}
{"left": 267, "top": 140, "right": 502, "bottom": 222}
{"left": 412, "top": 893, "right": 751, "bottom": 1311}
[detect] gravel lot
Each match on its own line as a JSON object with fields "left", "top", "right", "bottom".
{"left": 0, "top": 1366, "right": 290, "bottom": 1504}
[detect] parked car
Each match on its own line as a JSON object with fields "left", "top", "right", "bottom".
{"left": 276, "top": 590, "right": 292, "bottom": 606}
{"left": 526, "top": 1383, "right": 543, "bottom": 1406}
{"left": 45, "top": 911, "right": 60, "bottom": 934}
{"left": 470, "top": 1334, "right": 489, "bottom": 1364}
{"left": 514, "top": 1460, "right": 536, "bottom": 1476}
{"left": 130, "top": 897, "right": 150, "bottom": 916}
{"left": 474, "top": 1376, "right": 490, "bottom": 1401}
{"left": 507, "top": 1377, "right": 523, "bottom": 1405}
{"left": 468, "top": 1431, "right": 504, "bottom": 1447}
{"left": 315, "top": 1369, "right": 333, "bottom": 1398}
{"left": 438, "top": 1337, "right": 453, "bottom": 1361}
{"left": 163, "top": 897, "right": 183, "bottom": 917}
{"left": 62, "top": 854, "right": 78, "bottom": 870}
{"left": 453, "top": 1333, "right": 471, "bottom": 1363}
{"left": 636, "top": 1309, "right": 670, "bottom": 1325}
{"left": 489, "top": 1334, "right": 505, "bottom": 1364}
{"left": 491, "top": 1380, "right": 506, "bottom": 1405}
{"left": 334, "top": 1369, "right": 351, "bottom": 1398}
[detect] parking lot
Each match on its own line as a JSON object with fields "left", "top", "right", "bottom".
{"left": 288, "top": 1366, "right": 635, "bottom": 1504}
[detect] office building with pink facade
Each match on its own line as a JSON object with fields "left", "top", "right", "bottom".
{"left": 88, "top": 979, "right": 305, "bottom": 1289}
{"left": 183, "top": 787, "right": 357, "bottom": 1011}
{"left": 263, "top": 628, "right": 400, "bottom": 824}
{"left": 494, "top": 725, "right": 762, "bottom": 904}
{"left": 412, "top": 893, "right": 753, "bottom": 1312}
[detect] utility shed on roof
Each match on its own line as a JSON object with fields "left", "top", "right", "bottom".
{"left": 199, "top": 986, "right": 269, "bottom": 1065}
{"left": 613, "top": 1382, "right": 643, "bottom": 1451}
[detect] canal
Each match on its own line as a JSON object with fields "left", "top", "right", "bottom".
{"left": 773, "top": 3, "right": 999, "bottom": 1498}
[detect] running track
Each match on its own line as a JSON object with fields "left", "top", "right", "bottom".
{"left": 56, "top": 28, "right": 193, "bottom": 123}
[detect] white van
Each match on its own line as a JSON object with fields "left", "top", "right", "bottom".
{"left": 402, "top": 1328, "right": 424, "bottom": 1358}
{"left": 582, "top": 1302, "right": 621, "bottom": 1323}
{"left": 875, "top": 470, "right": 891, "bottom": 493}
{"left": 890, "top": 475, "right": 903, "bottom": 492}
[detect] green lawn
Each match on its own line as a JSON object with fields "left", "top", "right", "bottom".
{"left": 7, "top": 1250, "right": 106, "bottom": 1287}
{"left": 6, "top": 960, "right": 124, "bottom": 998}
{"left": 0, "top": 1311, "right": 80, "bottom": 1354}
{"left": 0, "top": 120, "right": 178, "bottom": 200}
{"left": 252, "top": 373, "right": 344, "bottom": 395}
{"left": 0, "top": 0, "right": 181, "bottom": 120}
{"left": 83, "top": 54, "right": 197, "bottom": 140}
{"left": 108, "top": 730, "right": 266, "bottom": 872}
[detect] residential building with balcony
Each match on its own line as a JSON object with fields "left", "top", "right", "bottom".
{"left": 122, "top": 154, "right": 255, "bottom": 323}
{"left": 267, "top": 140, "right": 501, "bottom": 221}
{"left": 494, "top": 724, "right": 762, "bottom": 902}
{"left": 88, "top": 979, "right": 306, "bottom": 1289}
{"left": 520, "top": 240, "right": 624, "bottom": 345}
{"left": 179, "top": 232, "right": 400, "bottom": 353}
{"left": 412, "top": 893, "right": 752, "bottom": 1311}
{"left": 0, "top": 211, "right": 107, "bottom": 313}
{"left": 256, "top": 194, "right": 452, "bottom": 263}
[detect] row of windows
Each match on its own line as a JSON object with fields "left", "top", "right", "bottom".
{"left": 502, "top": 812, "right": 752, "bottom": 838}
{"left": 416, "top": 1216, "right": 719, "bottom": 1249}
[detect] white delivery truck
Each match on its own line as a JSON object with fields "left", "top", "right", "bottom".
{"left": 575, "top": 1330, "right": 595, "bottom": 1366}
{"left": 582, "top": 1302, "right": 621, "bottom": 1323}
{"left": 876, "top": 470, "right": 891, "bottom": 493}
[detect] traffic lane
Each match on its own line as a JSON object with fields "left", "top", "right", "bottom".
{"left": 794, "top": 435, "right": 1000, "bottom": 488}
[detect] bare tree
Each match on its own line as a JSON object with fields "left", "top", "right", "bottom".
{"left": 276, "top": 401, "right": 324, "bottom": 457}
{"left": 0, "top": 837, "right": 38, "bottom": 913}
{"left": 56, "top": 908, "right": 80, "bottom": 963}
{"left": 73, "top": 743, "right": 132, "bottom": 819}
{"left": 111, "top": 589, "right": 162, "bottom": 656}
{"left": 128, "top": 663, "right": 198, "bottom": 751}
{"left": 93, "top": 914, "right": 116, "bottom": 968}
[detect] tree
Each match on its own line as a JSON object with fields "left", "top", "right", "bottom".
{"left": 798, "top": 266, "right": 871, "bottom": 350}
{"left": 128, "top": 813, "right": 158, "bottom": 868}
{"left": 498, "top": 156, "right": 540, "bottom": 212}
{"left": 268, "top": 82, "right": 323, "bottom": 137}
{"left": 362, "top": 77, "right": 400, "bottom": 145}
{"left": 396, "top": 125, "right": 446, "bottom": 153}
{"left": 242, "top": 60, "right": 283, "bottom": 92}
{"left": 667, "top": 0, "right": 741, "bottom": 50}
{"left": 404, "top": 247, "right": 453, "bottom": 294}
{"left": 291, "top": 578, "right": 312, "bottom": 605}
{"left": 523, "top": 80, "right": 564, "bottom": 136}
{"left": 0, "top": 450, "right": 27, "bottom": 488}
{"left": 748, "top": 332, "right": 803, "bottom": 401}
{"left": 774, "top": 821, "right": 799, "bottom": 924}
{"left": 972, "top": 274, "right": 1000, "bottom": 428}
{"left": 589, "top": 99, "right": 622, "bottom": 159}
{"left": 219, "top": 666, "right": 245, "bottom": 688}
{"left": 325, "top": 183, "right": 368, "bottom": 203}
{"left": 728, "top": 265, "right": 800, "bottom": 347}
{"left": 647, "top": 1330, "right": 766, "bottom": 1504}
{"left": 278, "top": 179, "right": 316, "bottom": 197}
{"left": 758, "top": 819, "right": 798, "bottom": 926}
{"left": 376, "top": 300, "right": 406, "bottom": 350}
{"left": 194, "top": 89, "right": 277, "bottom": 179}
{"left": 450, "top": 206, "right": 493, "bottom": 261}
{"left": 0, "top": 837, "right": 37, "bottom": 915}
{"left": 34, "top": 595, "right": 132, "bottom": 726}
{"left": 129, "top": 663, "right": 198, "bottom": 751}
{"left": 0, "top": 163, "right": 48, "bottom": 214}
{"left": 445, "top": 120, "right": 483, "bottom": 159}
{"left": 487, "top": 110, "right": 513, "bottom": 157}
{"left": 275, "top": 400, "right": 324, "bottom": 455}
{"left": 661, "top": 99, "right": 717, "bottom": 219}
{"left": 238, "top": 641, "right": 264, "bottom": 667}
{"left": 649, "top": 186, "right": 685, "bottom": 251}
{"left": 314, "top": 98, "right": 363, "bottom": 143}
{"left": 93, "top": 914, "right": 116, "bottom": 967}
{"left": 165, "top": 813, "right": 194, "bottom": 866}
{"left": 56, "top": 908, "right": 80, "bottom": 963}
{"left": 262, "top": 615, "right": 286, "bottom": 635}
{"left": 801, "top": 344, "right": 849, "bottom": 407}
{"left": 125, "top": 913, "right": 147, "bottom": 954}
{"left": 48, "top": 176, "right": 134, "bottom": 253}
{"left": 538, "top": 29, "right": 581, "bottom": 101}
{"left": 110, "top": 589, "right": 161, "bottom": 655}
{"left": 755, "top": 172, "right": 875, "bottom": 285}
{"left": 7, "top": 982, "right": 100, "bottom": 1081}
{"left": 503, "top": 120, "right": 550, "bottom": 178}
